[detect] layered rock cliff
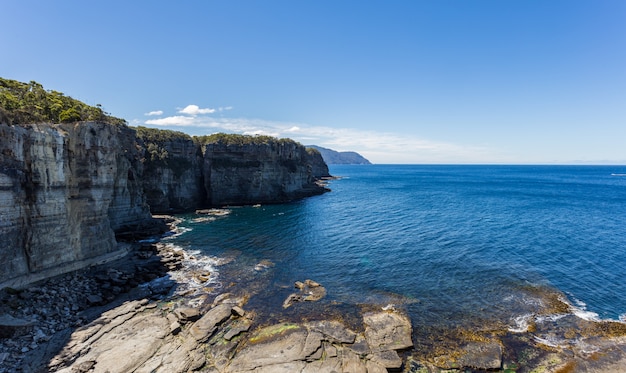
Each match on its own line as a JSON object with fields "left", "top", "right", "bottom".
{"left": 136, "top": 127, "right": 205, "bottom": 213}
{"left": 0, "top": 121, "right": 329, "bottom": 288}
{"left": 202, "top": 135, "right": 328, "bottom": 206}
{"left": 306, "top": 147, "right": 331, "bottom": 178}
{"left": 0, "top": 122, "right": 158, "bottom": 289}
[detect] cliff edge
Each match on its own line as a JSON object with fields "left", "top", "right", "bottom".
{"left": 0, "top": 121, "right": 159, "bottom": 289}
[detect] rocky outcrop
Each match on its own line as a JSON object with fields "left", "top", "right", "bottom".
{"left": 43, "top": 293, "right": 413, "bottom": 373}
{"left": 203, "top": 138, "right": 328, "bottom": 206}
{"left": 0, "top": 122, "right": 159, "bottom": 289}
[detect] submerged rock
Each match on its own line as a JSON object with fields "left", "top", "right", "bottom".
{"left": 282, "top": 279, "right": 327, "bottom": 308}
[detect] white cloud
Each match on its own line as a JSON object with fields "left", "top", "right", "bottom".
{"left": 285, "top": 126, "right": 300, "bottom": 132}
{"left": 218, "top": 106, "right": 233, "bottom": 111}
{"left": 144, "top": 110, "right": 163, "bottom": 116}
{"left": 145, "top": 116, "right": 196, "bottom": 126}
{"left": 179, "top": 105, "right": 216, "bottom": 115}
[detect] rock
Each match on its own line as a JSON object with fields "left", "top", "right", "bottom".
{"left": 365, "top": 360, "right": 389, "bottom": 373}
{"left": 457, "top": 341, "right": 503, "bottom": 370}
{"left": 342, "top": 350, "right": 368, "bottom": 373}
{"left": 306, "top": 320, "right": 357, "bottom": 344}
{"left": 0, "top": 122, "right": 158, "bottom": 290}
{"left": 246, "top": 361, "right": 307, "bottom": 373}
{"left": 223, "top": 318, "right": 253, "bottom": 341}
{"left": 283, "top": 279, "right": 326, "bottom": 308}
{"left": 74, "top": 360, "right": 96, "bottom": 373}
{"left": 231, "top": 305, "right": 245, "bottom": 317}
{"left": 301, "top": 357, "right": 343, "bottom": 373}
{"left": 368, "top": 349, "right": 403, "bottom": 369}
{"left": 254, "top": 260, "right": 275, "bottom": 271}
{"left": 282, "top": 293, "right": 302, "bottom": 309}
{"left": 0, "top": 314, "right": 36, "bottom": 337}
{"left": 86, "top": 294, "right": 103, "bottom": 305}
{"left": 203, "top": 137, "right": 328, "bottom": 206}
{"left": 303, "top": 286, "right": 326, "bottom": 302}
{"left": 304, "top": 279, "right": 320, "bottom": 288}
{"left": 345, "top": 334, "right": 370, "bottom": 355}
{"left": 188, "top": 304, "right": 232, "bottom": 342}
{"left": 363, "top": 310, "right": 413, "bottom": 352}
{"left": 228, "top": 324, "right": 321, "bottom": 371}
{"left": 174, "top": 307, "right": 201, "bottom": 323}
{"left": 49, "top": 308, "right": 169, "bottom": 373}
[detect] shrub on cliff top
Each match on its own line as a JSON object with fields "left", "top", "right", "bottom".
{"left": 0, "top": 78, "right": 126, "bottom": 126}
{"left": 194, "top": 133, "right": 300, "bottom": 147}
{"left": 135, "top": 126, "right": 192, "bottom": 143}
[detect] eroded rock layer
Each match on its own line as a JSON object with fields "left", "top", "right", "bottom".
{"left": 0, "top": 122, "right": 157, "bottom": 289}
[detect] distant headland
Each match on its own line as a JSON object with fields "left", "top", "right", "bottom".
{"left": 306, "top": 145, "right": 372, "bottom": 165}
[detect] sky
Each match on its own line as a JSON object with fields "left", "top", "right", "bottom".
{"left": 2, "top": 0, "right": 625, "bottom": 164}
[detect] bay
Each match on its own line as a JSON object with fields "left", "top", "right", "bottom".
{"left": 169, "top": 164, "right": 626, "bottom": 335}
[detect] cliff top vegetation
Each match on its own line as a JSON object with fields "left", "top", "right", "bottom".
{"left": 135, "top": 126, "right": 192, "bottom": 143}
{"left": 0, "top": 78, "right": 126, "bottom": 126}
{"left": 194, "top": 133, "right": 300, "bottom": 147}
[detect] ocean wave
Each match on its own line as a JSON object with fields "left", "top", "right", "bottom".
{"left": 566, "top": 295, "right": 601, "bottom": 321}
{"left": 159, "top": 243, "right": 222, "bottom": 296}
{"left": 163, "top": 226, "right": 193, "bottom": 239}
{"left": 509, "top": 313, "right": 533, "bottom": 333}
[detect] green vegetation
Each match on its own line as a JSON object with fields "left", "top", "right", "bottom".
{"left": 0, "top": 78, "right": 126, "bottom": 126}
{"left": 194, "top": 132, "right": 299, "bottom": 146}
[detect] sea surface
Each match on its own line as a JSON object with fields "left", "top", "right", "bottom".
{"left": 167, "top": 165, "right": 626, "bottom": 340}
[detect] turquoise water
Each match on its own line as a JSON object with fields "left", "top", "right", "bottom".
{"left": 169, "top": 165, "right": 626, "bottom": 332}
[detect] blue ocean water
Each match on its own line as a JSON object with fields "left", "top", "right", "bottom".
{"left": 170, "top": 165, "right": 626, "bottom": 332}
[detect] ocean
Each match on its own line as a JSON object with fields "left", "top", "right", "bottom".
{"left": 166, "top": 164, "right": 626, "bottom": 347}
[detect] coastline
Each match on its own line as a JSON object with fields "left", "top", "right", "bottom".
{"left": 3, "top": 216, "right": 626, "bottom": 372}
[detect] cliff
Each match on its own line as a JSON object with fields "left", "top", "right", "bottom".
{"left": 0, "top": 122, "right": 159, "bottom": 289}
{"left": 306, "top": 147, "right": 331, "bottom": 178}
{"left": 0, "top": 78, "right": 330, "bottom": 289}
{"left": 201, "top": 134, "right": 328, "bottom": 206}
{"left": 306, "top": 145, "right": 372, "bottom": 165}
{"left": 136, "top": 127, "right": 205, "bottom": 213}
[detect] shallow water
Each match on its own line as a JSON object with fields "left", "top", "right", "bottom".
{"left": 168, "top": 165, "right": 626, "bottom": 337}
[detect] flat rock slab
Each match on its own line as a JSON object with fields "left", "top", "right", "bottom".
{"left": 55, "top": 311, "right": 169, "bottom": 373}
{"left": 228, "top": 324, "right": 321, "bottom": 372}
{"left": 305, "top": 319, "right": 357, "bottom": 344}
{"left": 363, "top": 310, "right": 413, "bottom": 351}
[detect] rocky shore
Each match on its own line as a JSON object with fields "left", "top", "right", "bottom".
{"left": 3, "top": 221, "right": 626, "bottom": 372}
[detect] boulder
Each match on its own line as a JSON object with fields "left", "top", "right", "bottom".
{"left": 188, "top": 303, "right": 232, "bottom": 342}
{"left": 363, "top": 310, "right": 413, "bottom": 352}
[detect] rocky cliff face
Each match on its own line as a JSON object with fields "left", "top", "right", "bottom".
{"left": 0, "top": 122, "right": 329, "bottom": 288}
{"left": 136, "top": 129, "right": 205, "bottom": 213}
{"left": 0, "top": 122, "right": 157, "bottom": 289}
{"left": 306, "top": 147, "right": 331, "bottom": 178}
{"left": 203, "top": 139, "right": 327, "bottom": 206}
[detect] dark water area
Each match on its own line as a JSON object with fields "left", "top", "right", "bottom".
{"left": 168, "top": 165, "right": 626, "bottom": 348}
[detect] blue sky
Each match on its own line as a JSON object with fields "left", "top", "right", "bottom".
{"left": 2, "top": 1, "right": 625, "bottom": 164}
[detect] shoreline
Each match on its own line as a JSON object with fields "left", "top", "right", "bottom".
{"left": 2, "top": 218, "right": 626, "bottom": 372}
